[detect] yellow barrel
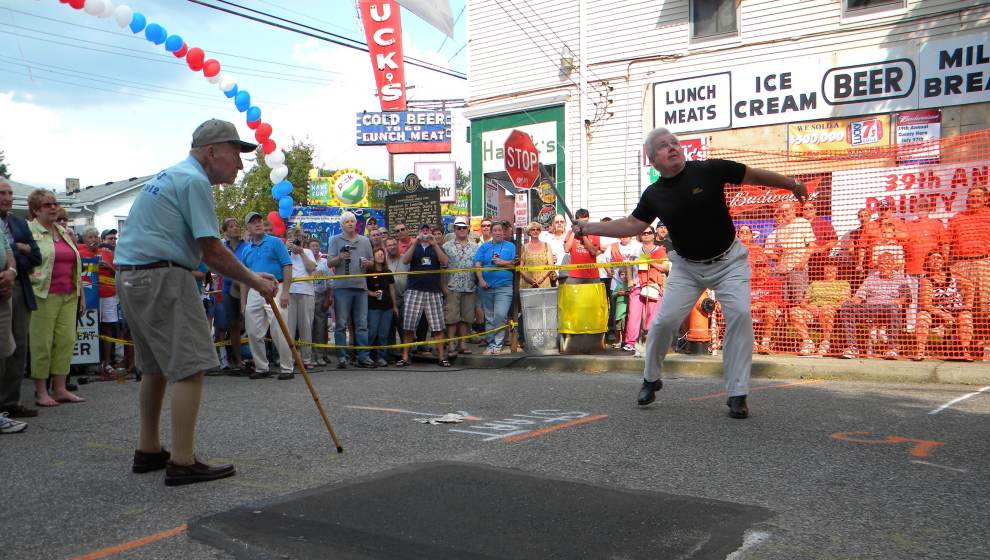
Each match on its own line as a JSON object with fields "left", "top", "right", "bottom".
{"left": 557, "top": 282, "right": 608, "bottom": 334}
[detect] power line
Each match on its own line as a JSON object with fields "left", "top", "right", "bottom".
{"left": 251, "top": 0, "right": 360, "bottom": 36}
{"left": 0, "top": 67, "right": 231, "bottom": 110}
{"left": 0, "top": 54, "right": 287, "bottom": 106}
{"left": 515, "top": 0, "right": 606, "bottom": 85}
{"left": 0, "top": 25, "right": 339, "bottom": 87}
{"left": 437, "top": 5, "right": 465, "bottom": 52}
{"left": 447, "top": 42, "right": 467, "bottom": 63}
{"left": 0, "top": 5, "right": 343, "bottom": 76}
{"left": 185, "top": 0, "right": 467, "bottom": 80}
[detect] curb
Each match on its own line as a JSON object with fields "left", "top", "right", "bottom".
{"left": 456, "top": 352, "right": 990, "bottom": 385}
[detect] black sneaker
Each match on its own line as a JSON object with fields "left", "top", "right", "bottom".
{"left": 277, "top": 372, "right": 295, "bottom": 380}
{"left": 337, "top": 359, "right": 348, "bottom": 369}
{"left": 726, "top": 395, "right": 749, "bottom": 419}
{"left": 249, "top": 370, "right": 271, "bottom": 380}
{"left": 637, "top": 379, "right": 663, "bottom": 406}
{"left": 356, "top": 359, "right": 376, "bottom": 368}
{"left": 2, "top": 404, "right": 39, "bottom": 418}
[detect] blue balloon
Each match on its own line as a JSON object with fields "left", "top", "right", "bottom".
{"left": 223, "top": 84, "right": 238, "bottom": 99}
{"left": 246, "top": 106, "right": 261, "bottom": 122}
{"left": 273, "top": 180, "right": 293, "bottom": 198}
{"left": 129, "top": 12, "right": 147, "bottom": 34}
{"left": 234, "top": 91, "right": 251, "bottom": 112}
{"left": 145, "top": 24, "right": 166, "bottom": 45}
{"left": 164, "top": 35, "right": 183, "bottom": 53}
{"left": 278, "top": 196, "right": 294, "bottom": 218}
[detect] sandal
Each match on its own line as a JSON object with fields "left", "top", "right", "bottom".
{"left": 459, "top": 347, "right": 472, "bottom": 355}
{"left": 438, "top": 359, "right": 452, "bottom": 367}
{"left": 395, "top": 359, "right": 409, "bottom": 367}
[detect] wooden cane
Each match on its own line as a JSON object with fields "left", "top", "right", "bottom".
{"left": 267, "top": 296, "right": 343, "bottom": 453}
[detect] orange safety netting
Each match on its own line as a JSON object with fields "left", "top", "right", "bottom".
{"left": 699, "top": 129, "right": 990, "bottom": 362}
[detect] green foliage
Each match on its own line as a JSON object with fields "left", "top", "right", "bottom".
{"left": 0, "top": 150, "right": 9, "bottom": 179}
{"left": 456, "top": 165, "right": 469, "bottom": 190}
{"left": 213, "top": 139, "right": 314, "bottom": 226}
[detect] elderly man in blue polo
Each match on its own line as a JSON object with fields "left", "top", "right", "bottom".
{"left": 115, "top": 119, "right": 278, "bottom": 486}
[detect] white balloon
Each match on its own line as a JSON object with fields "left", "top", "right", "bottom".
{"left": 113, "top": 5, "right": 133, "bottom": 27}
{"left": 84, "top": 0, "right": 106, "bottom": 16}
{"left": 270, "top": 165, "right": 289, "bottom": 184}
{"left": 99, "top": 0, "right": 115, "bottom": 18}
{"left": 264, "top": 151, "right": 285, "bottom": 167}
{"left": 207, "top": 73, "right": 222, "bottom": 84}
{"left": 220, "top": 75, "right": 237, "bottom": 92}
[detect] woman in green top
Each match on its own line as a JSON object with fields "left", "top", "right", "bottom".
{"left": 791, "top": 259, "right": 850, "bottom": 357}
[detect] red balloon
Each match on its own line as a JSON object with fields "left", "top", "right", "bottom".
{"left": 186, "top": 47, "right": 205, "bottom": 71}
{"left": 246, "top": 120, "right": 261, "bottom": 130}
{"left": 262, "top": 139, "right": 276, "bottom": 155}
{"left": 254, "top": 123, "right": 273, "bottom": 143}
{"left": 266, "top": 211, "right": 282, "bottom": 225}
{"left": 69, "top": 0, "right": 85, "bottom": 8}
{"left": 203, "top": 59, "right": 221, "bottom": 78}
{"left": 173, "top": 43, "right": 188, "bottom": 58}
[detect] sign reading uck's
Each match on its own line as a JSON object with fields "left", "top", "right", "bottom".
{"left": 654, "top": 30, "right": 990, "bottom": 134}
{"left": 356, "top": 111, "right": 452, "bottom": 145}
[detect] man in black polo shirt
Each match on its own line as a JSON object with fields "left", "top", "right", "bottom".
{"left": 574, "top": 127, "right": 806, "bottom": 419}
{"left": 398, "top": 224, "right": 450, "bottom": 367}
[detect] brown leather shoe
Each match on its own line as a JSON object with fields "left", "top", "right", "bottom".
{"left": 164, "top": 459, "right": 235, "bottom": 486}
{"left": 132, "top": 448, "right": 171, "bottom": 473}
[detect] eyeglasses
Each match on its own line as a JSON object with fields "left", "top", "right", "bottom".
{"left": 481, "top": 224, "right": 492, "bottom": 228}
{"left": 42, "top": 202, "right": 58, "bottom": 209}
{"left": 642, "top": 231, "right": 655, "bottom": 235}
{"left": 455, "top": 225, "right": 468, "bottom": 230}
{"left": 394, "top": 227, "right": 406, "bottom": 232}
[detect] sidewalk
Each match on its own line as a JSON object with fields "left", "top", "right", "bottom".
{"left": 457, "top": 347, "right": 990, "bottom": 385}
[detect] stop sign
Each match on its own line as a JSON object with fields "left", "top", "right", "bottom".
{"left": 503, "top": 130, "right": 540, "bottom": 190}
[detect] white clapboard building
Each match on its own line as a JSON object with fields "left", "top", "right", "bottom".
{"left": 464, "top": 0, "right": 990, "bottom": 224}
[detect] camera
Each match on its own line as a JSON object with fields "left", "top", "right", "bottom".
{"left": 340, "top": 244, "right": 354, "bottom": 253}
{"left": 291, "top": 239, "right": 302, "bottom": 246}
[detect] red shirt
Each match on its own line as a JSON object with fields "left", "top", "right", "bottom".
{"left": 947, "top": 208, "right": 990, "bottom": 259}
{"left": 397, "top": 237, "right": 413, "bottom": 256}
{"left": 564, "top": 232, "right": 601, "bottom": 279}
{"left": 904, "top": 217, "right": 946, "bottom": 275}
{"left": 78, "top": 245, "right": 116, "bottom": 297}
{"left": 751, "top": 277, "right": 783, "bottom": 305}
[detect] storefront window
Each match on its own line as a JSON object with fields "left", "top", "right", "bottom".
{"left": 844, "top": 0, "right": 903, "bottom": 15}
{"left": 691, "top": 0, "right": 737, "bottom": 40}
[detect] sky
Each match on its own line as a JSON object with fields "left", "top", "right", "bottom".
{"left": 0, "top": 0, "right": 468, "bottom": 190}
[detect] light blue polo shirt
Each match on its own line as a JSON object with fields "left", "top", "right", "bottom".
{"left": 115, "top": 156, "right": 220, "bottom": 269}
{"left": 240, "top": 234, "right": 292, "bottom": 281}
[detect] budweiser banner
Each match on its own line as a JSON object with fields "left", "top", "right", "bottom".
{"left": 360, "top": 0, "right": 407, "bottom": 111}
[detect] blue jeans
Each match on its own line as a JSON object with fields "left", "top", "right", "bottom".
{"left": 367, "top": 308, "right": 393, "bottom": 361}
{"left": 478, "top": 285, "right": 513, "bottom": 350}
{"left": 333, "top": 288, "right": 369, "bottom": 362}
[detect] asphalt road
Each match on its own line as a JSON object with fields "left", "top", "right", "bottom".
{"left": 2, "top": 362, "right": 988, "bottom": 559}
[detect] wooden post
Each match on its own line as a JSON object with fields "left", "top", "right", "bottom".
{"left": 510, "top": 225, "right": 522, "bottom": 352}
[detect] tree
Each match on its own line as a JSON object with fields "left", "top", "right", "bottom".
{"left": 456, "top": 165, "right": 470, "bottom": 190}
{"left": 0, "top": 150, "right": 9, "bottom": 179}
{"left": 213, "top": 139, "right": 315, "bottom": 226}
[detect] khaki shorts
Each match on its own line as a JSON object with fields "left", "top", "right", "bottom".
{"left": 117, "top": 267, "right": 219, "bottom": 382}
{"left": 444, "top": 290, "right": 477, "bottom": 325}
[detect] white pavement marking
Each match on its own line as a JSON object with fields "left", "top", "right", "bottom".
{"left": 928, "top": 386, "right": 990, "bottom": 415}
{"left": 910, "top": 460, "right": 968, "bottom": 473}
{"left": 725, "top": 530, "right": 770, "bottom": 560}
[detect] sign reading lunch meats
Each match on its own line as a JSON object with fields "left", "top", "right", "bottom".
{"left": 386, "top": 188, "right": 442, "bottom": 231}
{"left": 653, "top": 72, "right": 731, "bottom": 133}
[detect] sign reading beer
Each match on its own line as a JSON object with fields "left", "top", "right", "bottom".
{"left": 359, "top": 0, "right": 406, "bottom": 111}
{"left": 356, "top": 111, "right": 452, "bottom": 146}
{"left": 503, "top": 130, "right": 540, "bottom": 190}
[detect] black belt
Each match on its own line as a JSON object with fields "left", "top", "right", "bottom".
{"left": 955, "top": 254, "right": 989, "bottom": 261}
{"left": 681, "top": 242, "right": 735, "bottom": 265}
{"left": 117, "top": 260, "right": 191, "bottom": 272}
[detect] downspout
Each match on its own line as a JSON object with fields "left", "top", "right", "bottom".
{"left": 578, "top": 0, "right": 588, "bottom": 212}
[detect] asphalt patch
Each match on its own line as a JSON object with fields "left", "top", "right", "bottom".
{"left": 189, "top": 462, "right": 773, "bottom": 559}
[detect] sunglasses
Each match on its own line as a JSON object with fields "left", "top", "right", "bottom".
{"left": 642, "top": 231, "right": 655, "bottom": 235}
{"left": 394, "top": 227, "right": 406, "bottom": 232}
{"left": 455, "top": 225, "right": 468, "bottom": 229}
{"left": 481, "top": 224, "right": 492, "bottom": 228}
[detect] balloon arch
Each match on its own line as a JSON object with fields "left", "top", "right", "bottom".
{"left": 58, "top": 0, "right": 296, "bottom": 235}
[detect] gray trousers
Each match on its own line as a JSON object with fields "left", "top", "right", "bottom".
{"left": 0, "top": 287, "right": 30, "bottom": 409}
{"left": 287, "top": 293, "right": 315, "bottom": 363}
{"left": 643, "top": 240, "right": 753, "bottom": 397}
{"left": 312, "top": 293, "right": 329, "bottom": 361}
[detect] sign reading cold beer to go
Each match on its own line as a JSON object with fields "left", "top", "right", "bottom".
{"left": 503, "top": 130, "right": 540, "bottom": 190}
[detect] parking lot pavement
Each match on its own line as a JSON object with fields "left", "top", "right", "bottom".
{"left": 2, "top": 366, "right": 987, "bottom": 559}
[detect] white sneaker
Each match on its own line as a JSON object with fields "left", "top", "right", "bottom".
{"left": 0, "top": 412, "right": 27, "bottom": 434}
{"left": 799, "top": 339, "right": 816, "bottom": 356}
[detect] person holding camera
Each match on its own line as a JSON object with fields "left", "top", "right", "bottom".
{"left": 397, "top": 224, "right": 450, "bottom": 367}
{"left": 327, "top": 212, "right": 374, "bottom": 369}
{"left": 286, "top": 231, "right": 318, "bottom": 368}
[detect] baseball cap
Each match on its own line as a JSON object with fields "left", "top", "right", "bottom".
{"left": 245, "top": 211, "right": 263, "bottom": 224}
{"left": 191, "top": 119, "right": 257, "bottom": 152}
{"left": 453, "top": 216, "right": 468, "bottom": 227}
{"left": 100, "top": 228, "right": 117, "bottom": 238}
{"left": 419, "top": 223, "right": 432, "bottom": 230}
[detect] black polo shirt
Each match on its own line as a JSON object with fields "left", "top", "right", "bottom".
{"left": 631, "top": 159, "right": 746, "bottom": 261}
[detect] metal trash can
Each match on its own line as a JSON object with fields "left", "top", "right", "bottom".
{"left": 520, "top": 287, "right": 559, "bottom": 355}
